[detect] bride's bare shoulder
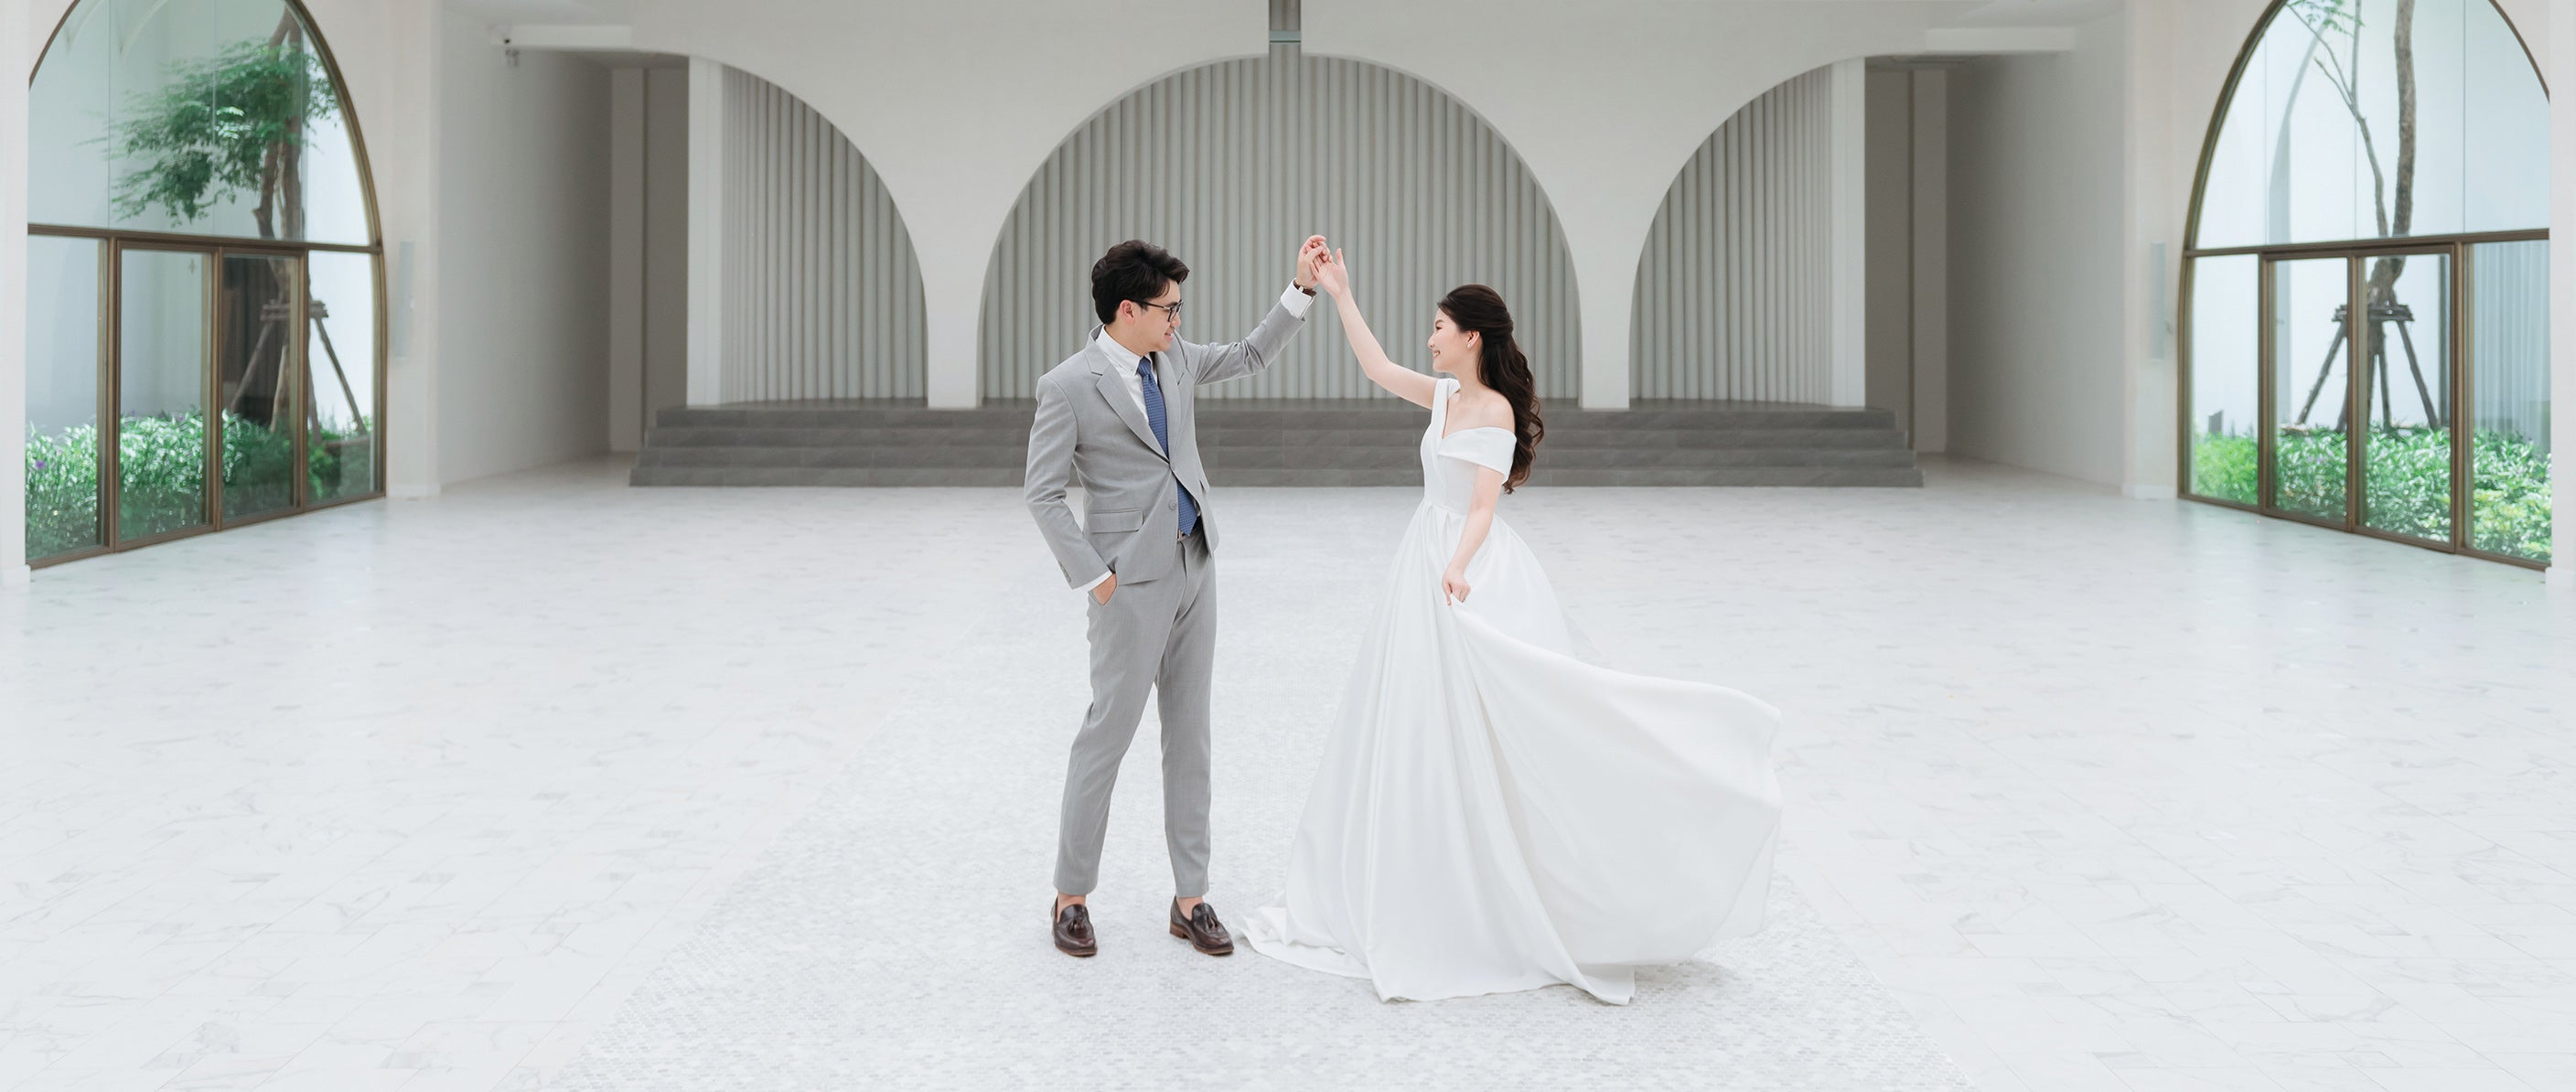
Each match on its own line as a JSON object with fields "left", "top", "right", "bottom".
{"left": 1453, "top": 391, "right": 1514, "bottom": 432}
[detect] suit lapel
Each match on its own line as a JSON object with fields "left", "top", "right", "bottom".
{"left": 1087, "top": 336, "right": 1168, "bottom": 460}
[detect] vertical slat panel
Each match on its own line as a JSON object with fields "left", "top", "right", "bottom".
{"left": 977, "top": 55, "right": 1581, "bottom": 401}
{"left": 710, "top": 67, "right": 927, "bottom": 401}
{"left": 1628, "top": 66, "right": 1839, "bottom": 401}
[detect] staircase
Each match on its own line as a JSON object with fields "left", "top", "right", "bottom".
{"left": 630, "top": 399, "right": 1921, "bottom": 487}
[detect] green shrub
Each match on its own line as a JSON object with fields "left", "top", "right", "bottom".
{"left": 2191, "top": 431, "right": 2259, "bottom": 504}
{"left": 116, "top": 412, "right": 209, "bottom": 541}
{"left": 2273, "top": 429, "right": 2351, "bottom": 522}
{"left": 27, "top": 425, "right": 103, "bottom": 558}
{"left": 2470, "top": 431, "right": 2552, "bottom": 562}
{"left": 24, "top": 412, "right": 374, "bottom": 560}
{"left": 2189, "top": 429, "right": 2552, "bottom": 562}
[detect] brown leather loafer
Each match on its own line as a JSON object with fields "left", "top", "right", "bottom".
{"left": 1170, "top": 899, "right": 1233, "bottom": 956}
{"left": 1053, "top": 900, "right": 1097, "bottom": 957}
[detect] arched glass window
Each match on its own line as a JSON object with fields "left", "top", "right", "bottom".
{"left": 24, "top": 0, "right": 381, "bottom": 566}
{"left": 2182, "top": 0, "right": 2549, "bottom": 566}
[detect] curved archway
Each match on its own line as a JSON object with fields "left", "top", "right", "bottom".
{"left": 711, "top": 65, "right": 928, "bottom": 402}
{"left": 979, "top": 54, "right": 1580, "bottom": 401}
{"left": 1630, "top": 65, "right": 1837, "bottom": 402}
{"left": 25, "top": 0, "right": 383, "bottom": 566}
{"left": 2178, "top": 0, "right": 2550, "bottom": 566}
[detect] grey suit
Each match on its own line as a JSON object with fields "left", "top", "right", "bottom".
{"left": 1025, "top": 299, "right": 1308, "bottom": 897}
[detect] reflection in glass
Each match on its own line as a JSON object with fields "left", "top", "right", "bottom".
{"left": 305, "top": 251, "right": 377, "bottom": 502}
{"left": 220, "top": 254, "right": 300, "bottom": 520}
{"left": 2189, "top": 256, "right": 2260, "bottom": 504}
{"left": 27, "top": 236, "right": 106, "bottom": 560}
{"left": 2359, "top": 252, "right": 2453, "bottom": 541}
{"left": 2195, "top": 0, "right": 2548, "bottom": 249}
{"left": 2467, "top": 241, "right": 2550, "bottom": 561}
{"left": 29, "top": 0, "right": 370, "bottom": 244}
{"left": 2271, "top": 258, "right": 2351, "bottom": 522}
{"left": 118, "top": 250, "right": 210, "bottom": 541}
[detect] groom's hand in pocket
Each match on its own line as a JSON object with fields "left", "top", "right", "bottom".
{"left": 1092, "top": 573, "right": 1118, "bottom": 605}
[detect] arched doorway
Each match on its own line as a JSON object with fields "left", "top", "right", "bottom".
{"left": 24, "top": 0, "right": 382, "bottom": 567}
{"left": 2179, "top": 0, "right": 2549, "bottom": 565}
{"left": 979, "top": 54, "right": 1580, "bottom": 401}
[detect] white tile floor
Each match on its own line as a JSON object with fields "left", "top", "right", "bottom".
{"left": 2, "top": 455, "right": 2571, "bottom": 1090}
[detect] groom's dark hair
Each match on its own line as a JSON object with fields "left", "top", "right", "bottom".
{"left": 1092, "top": 241, "right": 1190, "bottom": 325}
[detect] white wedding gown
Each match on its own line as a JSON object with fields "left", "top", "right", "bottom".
{"left": 1242, "top": 378, "right": 1783, "bottom": 1004}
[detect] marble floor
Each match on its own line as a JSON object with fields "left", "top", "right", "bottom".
{"left": 3, "top": 456, "right": 2572, "bottom": 1090}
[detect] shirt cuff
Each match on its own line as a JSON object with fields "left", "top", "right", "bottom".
{"left": 1076, "top": 569, "right": 1112, "bottom": 594}
{"left": 1281, "top": 284, "right": 1315, "bottom": 318}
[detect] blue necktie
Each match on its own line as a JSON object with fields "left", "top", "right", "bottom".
{"left": 1136, "top": 357, "right": 1198, "bottom": 538}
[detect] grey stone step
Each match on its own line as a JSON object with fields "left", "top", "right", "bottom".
{"left": 630, "top": 466, "right": 1025, "bottom": 487}
{"left": 640, "top": 443, "right": 1918, "bottom": 471}
{"left": 653, "top": 402, "right": 1901, "bottom": 433}
{"left": 632, "top": 465, "right": 1923, "bottom": 488}
{"left": 647, "top": 423, "right": 1912, "bottom": 452}
{"left": 1530, "top": 466, "right": 1925, "bottom": 487}
{"left": 634, "top": 399, "right": 1920, "bottom": 488}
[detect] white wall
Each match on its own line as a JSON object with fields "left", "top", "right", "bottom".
{"left": 643, "top": 68, "right": 688, "bottom": 429}
{"left": 569, "top": 0, "right": 1979, "bottom": 407}
{"left": 5, "top": 0, "right": 29, "bottom": 585}
{"left": 2554, "top": 0, "right": 2573, "bottom": 589}
{"left": 1865, "top": 67, "right": 1915, "bottom": 429}
{"left": 1948, "top": 15, "right": 2131, "bottom": 487}
{"left": 431, "top": 5, "right": 610, "bottom": 485}
{"left": 1911, "top": 69, "right": 1950, "bottom": 455}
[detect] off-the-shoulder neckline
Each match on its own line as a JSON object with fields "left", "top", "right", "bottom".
{"left": 1438, "top": 380, "right": 1510, "bottom": 441}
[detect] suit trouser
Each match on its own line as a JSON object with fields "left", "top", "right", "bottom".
{"left": 1055, "top": 530, "right": 1217, "bottom": 897}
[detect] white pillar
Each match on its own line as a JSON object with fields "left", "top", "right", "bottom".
{"left": 920, "top": 242, "right": 983, "bottom": 409}
{"left": 685, "top": 57, "right": 727, "bottom": 406}
{"left": 1573, "top": 240, "right": 1633, "bottom": 410}
{"left": 1830, "top": 59, "right": 1868, "bottom": 408}
{"left": 382, "top": 0, "right": 443, "bottom": 498}
{"left": 607, "top": 67, "right": 646, "bottom": 450}
{"left": 2, "top": 0, "right": 30, "bottom": 587}
{"left": 1910, "top": 68, "right": 1948, "bottom": 454}
{"left": 2122, "top": 2, "right": 2177, "bottom": 500}
{"left": 2551, "top": 0, "right": 2575, "bottom": 590}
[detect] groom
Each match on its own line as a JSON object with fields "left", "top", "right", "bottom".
{"left": 1025, "top": 236, "right": 1327, "bottom": 958}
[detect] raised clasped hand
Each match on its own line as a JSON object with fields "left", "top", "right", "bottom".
{"left": 1295, "top": 235, "right": 1328, "bottom": 289}
{"left": 1312, "top": 247, "right": 1350, "bottom": 298}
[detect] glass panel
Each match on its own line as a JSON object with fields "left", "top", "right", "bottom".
{"left": 305, "top": 251, "right": 377, "bottom": 502}
{"left": 2358, "top": 252, "right": 2453, "bottom": 541}
{"left": 2189, "top": 255, "right": 2261, "bottom": 503}
{"left": 29, "top": 0, "right": 370, "bottom": 244}
{"left": 2271, "top": 257, "right": 2353, "bottom": 522}
{"left": 26, "top": 236, "right": 106, "bottom": 560}
{"left": 219, "top": 253, "right": 299, "bottom": 520}
{"left": 117, "top": 250, "right": 211, "bottom": 541}
{"left": 2194, "top": 0, "right": 2548, "bottom": 249}
{"left": 2467, "top": 240, "right": 2550, "bottom": 562}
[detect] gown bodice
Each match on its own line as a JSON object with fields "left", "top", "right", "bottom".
{"left": 1422, "top": 377, "right": 1518, "bottom": 513}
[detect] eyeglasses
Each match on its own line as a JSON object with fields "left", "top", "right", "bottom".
{"left": 1132, "top": 298, "right": 1184, "bottom": 320}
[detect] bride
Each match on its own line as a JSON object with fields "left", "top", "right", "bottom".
{"left": 1240, "top": 249, "right": 1784, "bottom": 1004}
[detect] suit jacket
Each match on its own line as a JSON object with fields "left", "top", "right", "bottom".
{"left": 1025, "top": 300, "right": 1308, "bottom": 587}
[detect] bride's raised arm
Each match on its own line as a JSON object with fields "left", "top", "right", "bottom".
{"left": 1312, "top": 249, "right": 1440, "bottom": 409}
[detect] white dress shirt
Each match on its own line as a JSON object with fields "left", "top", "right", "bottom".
{"left": 1079, "top": 284, "right": 1316, "bottom": 595}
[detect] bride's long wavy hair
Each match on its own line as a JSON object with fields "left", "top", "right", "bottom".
{"left": 1438, "top": 284, "right": 1543, "bottom": 492}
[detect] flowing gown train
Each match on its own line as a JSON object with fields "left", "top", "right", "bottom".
{"left": 1242, "top": 377, "right": 1783, "bottom": 1004}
